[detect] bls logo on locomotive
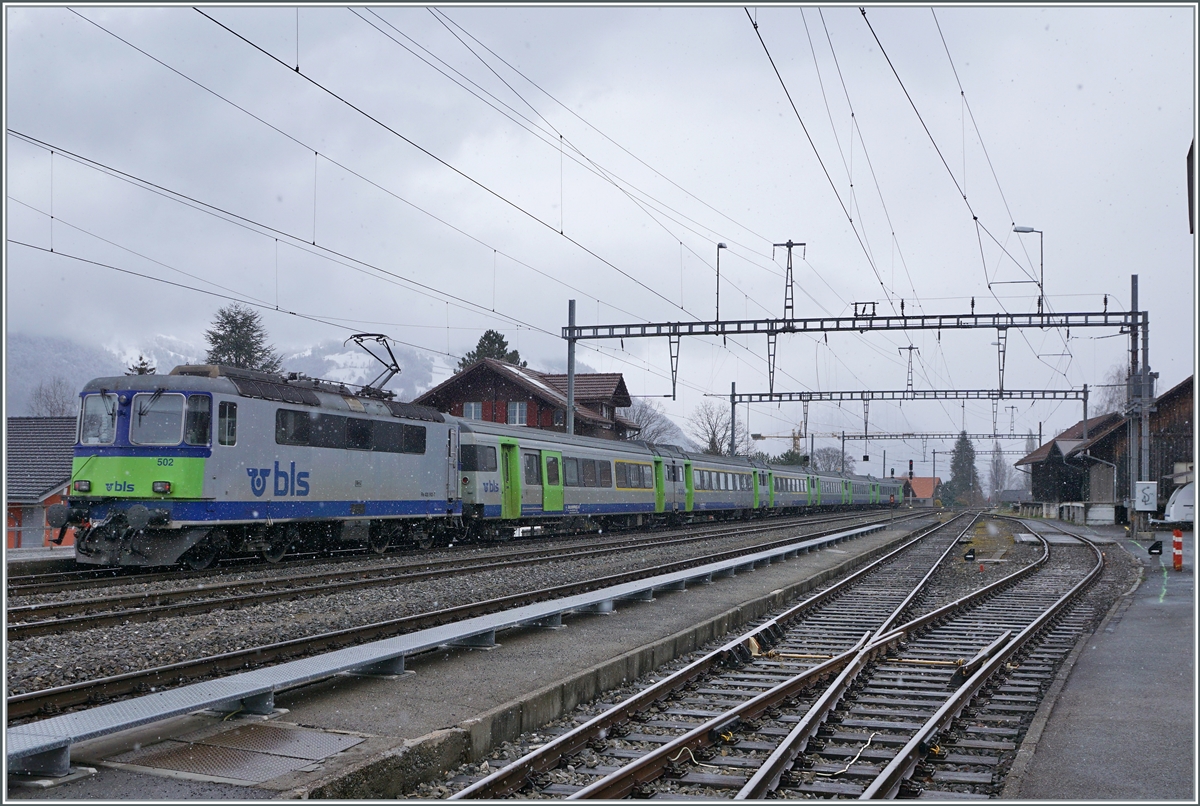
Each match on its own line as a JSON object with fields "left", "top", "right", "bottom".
{"left": 248, "top": 461, "right": 311, "bottom": 497}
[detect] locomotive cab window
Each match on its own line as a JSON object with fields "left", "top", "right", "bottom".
{"left": 130, "top": 392, "right": 185, "bottom": 446}
{"left": 184, "top": 395, "right": 211, "bottom": 446}
{"left": 217, "top": 401, "right": 238, "bottom": 446}
{"left": 80, "top": 392, "right": 118, "bottom": 445}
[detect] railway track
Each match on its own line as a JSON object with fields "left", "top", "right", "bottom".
{"left": 7, "top": 512, "right": 913, "bottom": 640}
{"left": 6, "top": 512, "right": 928, "bottom": 723}
{"left": 448, "top": 516, "right": 1102, "bottom": 799}
{"left": 6, "top": 510, "right": 890, "bottom": 598}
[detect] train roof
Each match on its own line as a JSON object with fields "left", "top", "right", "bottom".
{"left": 79, "top": 365, "right": 445, "bottom": 423}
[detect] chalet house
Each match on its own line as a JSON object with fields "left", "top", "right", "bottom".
{"left": 413, "top": 358, "right": 641, "bottom": 440}
{"left": 902, "top": 476, "right": 942, "bottom": 507}
{"left": 1015, "top": 375, "right": 1193, "bottom": 524}
{"left": 6, "top": 417, "right": 77, "bottom": 548}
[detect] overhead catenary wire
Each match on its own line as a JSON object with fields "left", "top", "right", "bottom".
{"left": 47, "top": 12, "right": 830, "bottom": 412}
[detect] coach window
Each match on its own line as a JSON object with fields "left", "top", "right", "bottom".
{"left": 507, "top": 401, "right": 527, "bottom": 426}
{"left": 184, "top": 395, "right": 212, "bottom": 445}
{"left": 599, "top": 461, "right": 612, "bottom": 487}
{"left": 130, "top": 392, "right": 185, "bottom": 446}
{"left": 545, "top": 456, "right": 560, "bottom": 486}
{"left": 276, "top": 409, "right": 311, "bottom": 446}
{"left": 581, "top": 458, "right": 597, "bottom": 487}
{"left": 217, "top": 401, "right": 238, "bottom": 446}
{"left": 463, "top": 402, "right": 482, "bottom": 420}
{"left": 80, "top": 392, "right": 118, "bottom": 445}
{"left": 523, "top": 452, "right": 541, "bottom": 485}
{"left": 460, "top": 444, "right": 498, "bottom": 472}
{"left": 563, "top": 457, "right": 579, "bottom": 486}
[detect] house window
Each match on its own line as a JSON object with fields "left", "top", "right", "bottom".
{"left": 553, "top": 408, "right": 565, "bottom": 427}
{"left": 463, "top": 402, "right": 482, "bottom": 420}
{"left": 508, "top": 401, "right": 527, "bottom": 426}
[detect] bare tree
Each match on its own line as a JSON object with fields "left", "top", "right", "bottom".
{"left": 688, "top": 400, "right": 730, "bottom": 455}
{"left": 619, "top": 399, "right": 675, "bottom": 444}
{"left": 1092, "top": 363, "right": 1128, "bottom": 415}
{"left": 685, "top": 400, "right": 753, "bottom": 456}
{"left": 810, "top": 446, "right": 855, "bottom": 474}
{"left": 988, "top": 440, "right": 1012, "bottom": 501}
{"left": 29, "top": 377, "right": 76, "bottom": 416}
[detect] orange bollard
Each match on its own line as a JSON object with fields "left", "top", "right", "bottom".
{"left": 1173, "top": 528, "right": 1184, "bottom": 572}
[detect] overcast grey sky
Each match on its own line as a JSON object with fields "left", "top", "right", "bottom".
{"left": 5, "top": 4, "right": 1196, "bottom": 472}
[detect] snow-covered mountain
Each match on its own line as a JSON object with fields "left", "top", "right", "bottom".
{"left": 4, "top": 332, "right": 450, "bottom": 415}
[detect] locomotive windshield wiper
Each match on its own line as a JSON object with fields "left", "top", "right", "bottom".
{"left": 137, "top": 388, "right": 165, "bottom": 421}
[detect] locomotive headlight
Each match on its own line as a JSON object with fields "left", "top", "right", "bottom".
{"left": 73, "top": 480, "right": 91, "bottom": 493}
{"left": 152, "top": 481, "right": 172, "bottom": 494}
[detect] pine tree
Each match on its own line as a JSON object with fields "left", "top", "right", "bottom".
{"left": 204, "top": 304, "right": 283, "bottom": 373}
{"left": 456, "top": 329, "right": 526, "bottom": 372}
{"left": 943, "top": 430, "right": 982, "bottom": 506}
{"left": 125, "top": 354, "right": 157, "bottom": 375}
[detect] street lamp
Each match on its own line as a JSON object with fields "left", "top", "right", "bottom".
{"left": 716, "top": 243, "right": 727, "bottom": 322}
{"left": 1013, "top": 225, "right": 1043, "bottom": 313}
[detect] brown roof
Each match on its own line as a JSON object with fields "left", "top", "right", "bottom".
{"left": 906, "top": 477, "right": 942, "bottom": 500}
{"left": 541, "top": 373, "right": 632, "bottom": 407}
{"left": 7, "top": 417, "right": 77, "bottom": 503}
{"left": 412, "top": 359, "right": 627, "bottom": 426}
{"left": 1015, "top": 411, "right": 1124, "bottom": 466}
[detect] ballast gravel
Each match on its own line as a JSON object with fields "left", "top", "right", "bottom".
{"left": 7, "top": 515, "right": 891, "bottom": 696}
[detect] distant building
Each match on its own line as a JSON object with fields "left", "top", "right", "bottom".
{"left": 6, "top": 417, "right": 77, "bottom": 548}
{"left": 1015, "top": 375, "right": 1193, "bottom": 524}
{"left": 902, "top": 476, "right": 942, "bottom": 507}
{"left": 412, "top": 358, "right": 641, "bottom": 440}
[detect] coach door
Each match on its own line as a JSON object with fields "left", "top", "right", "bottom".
{"left": 445, "top": 427, "right": 459, "bottom": 505}
{"left": 499, "top": 439, "right": 521, "bottom": 520}
{"left": 542, "top": 451, "right": 564, "bottom": 513}
{"left": 653, "top": 458, "right": 665, "bottom": 513}
{"left": 684, "top": 460, "right": 694, "bottom": 512}
{"left": 521, "top": 450, "right": 543, "bottom": 513}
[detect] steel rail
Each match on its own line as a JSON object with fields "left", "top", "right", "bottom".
{"left": 733, "top": 528, "right": 1053, "bottom": 799}
{"left": 7, "top": 510, "right": 884, "bottom": 597}
{"left": 567, "top": 635, "right": 877, "bottom": 800}
{"left": 860, "top": 524, "right": 1104, "bottom": 799}
{"left": 451, "top": 514, "right": 965, "bottom": 799}
{"left": 7, "top": 513, "right": 919, "bottom": 640}
{"left": 566, "top": 520, "right": 982, "bottom": 800}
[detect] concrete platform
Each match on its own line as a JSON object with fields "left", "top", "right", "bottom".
{"left": 7, "top": 517, "right": 934, "bottom": 799}
{"left": 5, "top": 545, "right": 79, "bottom": 576}
{"left": 1004, "top": 523, "right": 1195, "bottom": 801}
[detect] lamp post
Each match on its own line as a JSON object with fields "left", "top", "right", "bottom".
{"left": 1013, "top": 226, "right": 1043, "bottom": 313}
{"left": 716, "top": 243, "right": 727, "bottom": 322}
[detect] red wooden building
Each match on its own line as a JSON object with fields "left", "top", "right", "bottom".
{"left": 413, "top": 358, "right": 640, "bottom": 440}
{"left": 6, "top": 417, "right": 77, "bottom": 548}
